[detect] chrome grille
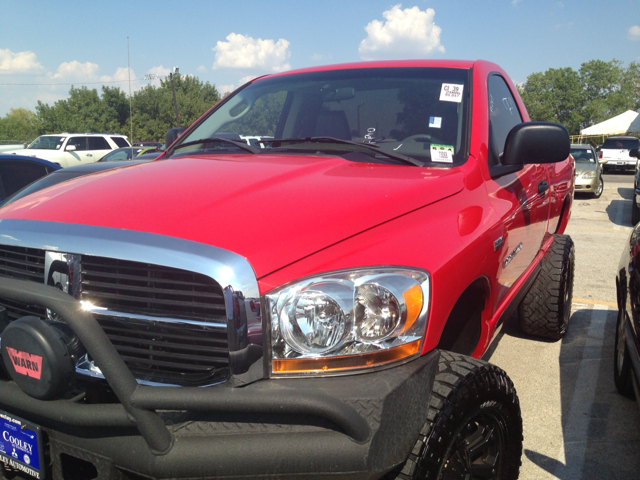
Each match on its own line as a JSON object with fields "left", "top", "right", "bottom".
{"left": 0, "top": 247, "right": 230, "bottom": 386}
{"left": 94, "top": 315, "right": 229, "bottom": 386}
{"left": 81, "top": 256, "right": 226, "bottom": 321}
{"left": 80, "top": 256, "right": 229, "bottom": 385}
{"left": 0, "top": 245, "right": 46, "bottom": 320}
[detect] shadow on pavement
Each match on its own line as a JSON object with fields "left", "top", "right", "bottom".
{"left": 605, "top": 198, "right": 632, "bottom": 227}
{"left": 500, "top": 307, "right": 640, "bottom": 479}
{"left": 618, "top": 187, "right": 634, "bottom": 200}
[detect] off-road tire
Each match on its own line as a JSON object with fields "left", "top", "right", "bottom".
{"left": 386, "top": 351, "right": 522, "bottom": 480}
{"left": 518, "top": 234, "right": 574, "bottom": 340}
{"left": 592, "top": 176, "right": 603, "bottom": 199}
{"left": 632, "top": 198, "right": 640, "bottom": 225}
{"left": 614, "top": 308, "right": 635, "bottom": 398}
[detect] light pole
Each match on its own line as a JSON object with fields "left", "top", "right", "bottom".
{"left": 144, "top": 67, "right": 181, "bottom": 128}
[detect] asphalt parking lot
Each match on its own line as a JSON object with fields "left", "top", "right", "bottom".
{"left": 489, "top": 172, "right": 640, "bottom": 479}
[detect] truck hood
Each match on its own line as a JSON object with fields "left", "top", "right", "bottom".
{"left": 0, "top": 154, "right": 464, "bottom": 278}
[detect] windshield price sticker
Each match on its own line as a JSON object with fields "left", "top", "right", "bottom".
{"left": 440, "top": 84, "right": 464, "bottom": 103}
{"left": 431, "top": 144, "right": 454, "bottom": 163}
{"left": 0, "top": 411, "right": 43, "bottom": 479}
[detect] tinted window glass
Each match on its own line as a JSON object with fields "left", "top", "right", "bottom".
{"left": 0, "top": 161, "right": 48, "bottom": 197}
{"left": 0, "top": 171, "right": 80, "bottom": 206}
{"left": 570, "top": 148, "right": 595, "bottom": 163}
{"left": 111, "top": 136, "right": 130, "bottom": 148}
{"left": 488, "top": 75, "right": 523, "bottom": 165}
{"left": 100, "top": 148, "right": 139, "bottom": 162}
{"left": 67, "top": 137, "right": 88, "bottom": 151}
{"left": 27, "top": 136, "right": 66, "bottom": 150}
{"left": 88, "top": 137, "right": 110, "bottom": 150}
{"left": 180, "top": 67, "right": 470, "bottom": 165}
{"left": 602, "top": 138, "right": 640, "bottom": 150}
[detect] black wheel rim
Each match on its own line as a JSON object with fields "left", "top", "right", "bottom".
{"left": 440, "top": 412, "right": 506, "bottom": 480}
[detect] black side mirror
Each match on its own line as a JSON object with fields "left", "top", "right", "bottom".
{"left": 502, "top": 122, "right": 570, "bottom": 166}
{"left": 630, "top": 148, "right": 639, "bottom": 159}
{"left": 165, "top": 127, "right": 186, "bottom": 148}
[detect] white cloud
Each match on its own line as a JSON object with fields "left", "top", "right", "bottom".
{"left": 238, "top": 74, "right": 257, "bottom": 84}
{"left": 359, "top": 5, "right": 445, "bottom": 61}
{"left": 629, "top": 25, "right": 640, "bottom": 41}
{"left": 0, "top": 48, "right": 44, "bottom": 74}
{"left": 52, "top": 60, "right": 99, "bottom": 80}
{"left": 311, "top": 53, "right": 333, "bottom": 62}
{"left": 218, "top": 84, "right": 236, "bottom": 95}
{"left": 217, "top": 75, "right": 258, "bottom": 96}
{"left": 147, "top": 65, "right": 171, "bottom": 77}
{"left": 142, "top": 65, "right": 171, "bottom": 87}
{"left": 196, "top": 65, "right": 207, "bottom": 73}
{"left": 511, "top": 0, "right": 522, "bottom": 5}
{"left": 212, "top": 33, "right": 291, "bottom": 72}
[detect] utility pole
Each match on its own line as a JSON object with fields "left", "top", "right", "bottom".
{"left": 144, "top": 67, "right": 181, "bottom": 128}
{"left": 170, "top": 67, "right": 180, "bottom": 128}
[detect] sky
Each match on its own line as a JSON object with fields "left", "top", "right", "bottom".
{"left": 0, "top": 0, "right": 639, "bottom": 117}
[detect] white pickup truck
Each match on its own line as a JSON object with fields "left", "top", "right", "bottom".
{"left": 599, "top": 135, "right": 640, "bottom": 171}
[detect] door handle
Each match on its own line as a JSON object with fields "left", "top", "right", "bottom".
{"left": 538, "top": 181, "right": 549, "bottom": 195}
{"left": 87, "top": 154, "right": 93, "bottom": 157}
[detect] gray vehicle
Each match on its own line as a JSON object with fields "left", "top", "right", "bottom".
{"left": 571, "top": 144, "right": 604, "bottom": 198}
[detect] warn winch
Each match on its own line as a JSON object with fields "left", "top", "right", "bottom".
{"left": 1, "top": 316, "right": 84, "bottom": 400}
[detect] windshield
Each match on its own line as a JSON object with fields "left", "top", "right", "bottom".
{"left": 100, "top": 147, "right": 146, "bottom": 162}
{"left": 602, "top": 138, "right": 640, "bottom": 150}
{"left": 27, "top": 136, "right": 66, "bottom": 150}
{"left": 570, "top": 148, "right": 595, "bottom": 163}
{"left": 176, "top": 67, "right": 470, "bottom": 166}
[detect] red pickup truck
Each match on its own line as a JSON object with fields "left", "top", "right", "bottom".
{"left": 0, "top": 59, "right": 573, "bottom": 480}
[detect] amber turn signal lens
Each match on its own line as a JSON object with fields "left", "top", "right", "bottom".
{"left": 402, "top": 284, "right": 423, "bottom": 333}
{"left": 272, "top": 339, "right": 421, "bottom": 374}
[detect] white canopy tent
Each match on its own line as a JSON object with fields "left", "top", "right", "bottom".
{"left": 580, "top": 110, "right": 640, "bottom": 136}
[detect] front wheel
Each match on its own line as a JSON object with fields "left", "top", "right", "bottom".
{"left": 387, "top": 352, "right": 522, "bottom": 480}
{"left": 592, "top": 175, "right": 603, "bottom": 198}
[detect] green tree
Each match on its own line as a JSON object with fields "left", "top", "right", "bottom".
{"left": 132, "top": 74, "right": 220, "bottom": 141}
{"left": 518, "top": 59, "right": 640, "bottom": 135}
{"left": 518, "top": 67, "right": 583, "bottom": 134}
{"left": 0, "top": 108, "right": 40, "bottom": 143}
{"left": 33, "top": 74, "right": 221, "bottom": 142}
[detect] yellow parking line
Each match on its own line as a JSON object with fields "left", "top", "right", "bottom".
{"left": 573, "top": 297, "right": 617, "bottom": 307}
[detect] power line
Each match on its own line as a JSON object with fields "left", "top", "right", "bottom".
{"left": 0, "top": 80, "right": 136, "bottom": 86}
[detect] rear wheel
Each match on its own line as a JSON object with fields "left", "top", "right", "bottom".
{"left": 614, "top": 308, "right": 635, "bottom": 398}
{"left": 386, "top": 352, "right": 522, "bottom": 480}
{"left": 519, "top": 234, "right": 575, "bottom": 340}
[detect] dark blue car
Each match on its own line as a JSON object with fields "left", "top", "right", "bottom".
{"left": 0, "top": 154, "right": 60, "bottom": 201}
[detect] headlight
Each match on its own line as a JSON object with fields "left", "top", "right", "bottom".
{"left": 581, "top": 171, "right": 596, "bottom": 179}
{"left": 266, "top": 267, "right": 430, "bottom": 376}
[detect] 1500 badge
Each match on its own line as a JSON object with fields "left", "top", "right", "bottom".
{"left": 503, "top": 242, "right": 523, "bottom": 269}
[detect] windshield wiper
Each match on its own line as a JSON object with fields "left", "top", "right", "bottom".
{"left": 262, "top": 137, "right": 423, "bottom": 166}
{"left": 168, "top": 137, "right": 260, "bottom": 156}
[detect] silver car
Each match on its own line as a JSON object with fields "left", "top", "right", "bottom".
{"left": 571, "top": 144, "right": 604, "bottom": 198}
